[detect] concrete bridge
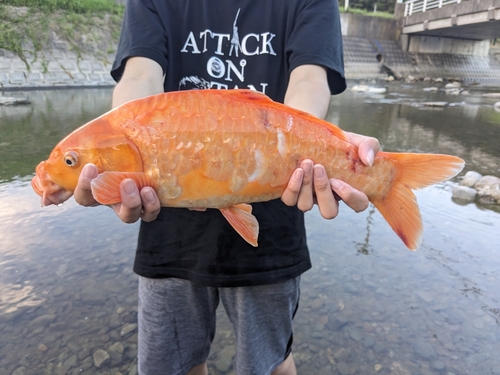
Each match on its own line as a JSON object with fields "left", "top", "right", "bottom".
{"left": 396, "top": 0, "right": 500, "bottom": 55}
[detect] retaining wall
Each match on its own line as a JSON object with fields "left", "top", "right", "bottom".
{"left": 1, "top": 13, "right": 499, "bottom": 90}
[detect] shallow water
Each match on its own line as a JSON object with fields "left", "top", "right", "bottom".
{"left": 0, "top": 84, "right": 499, "bottom": 375}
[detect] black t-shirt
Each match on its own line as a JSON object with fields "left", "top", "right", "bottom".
{"left": 111, "top": 0, "right": 346, "bottom": 287}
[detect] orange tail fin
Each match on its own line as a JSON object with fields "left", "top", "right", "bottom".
{"left": 371, "top": 153, "right": 465, "bottom": 251}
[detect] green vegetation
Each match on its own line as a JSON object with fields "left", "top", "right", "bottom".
{"left": 339, "top": 6, "right": 394, "bottom": 18}
{"left": 2, "top": 0, "right": 123, "bottom": 14}
{"left": 0, "top": 0, "right": 124, "bottom": 70}
{"left": 343, "top": 0, "right": 396, "bottom": 13}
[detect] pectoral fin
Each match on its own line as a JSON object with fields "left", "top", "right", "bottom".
{"left": 91, "top": 172, "right": 155, "bottom": 205}
{"left": 220, "top": 204, "right": 259, "bottom": 247}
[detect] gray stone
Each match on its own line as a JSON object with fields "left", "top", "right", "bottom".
{"left": 27, "top": 72, "right": 42, "bottom": 83}
{"left": 108, "top": 341, "right": 124, "bottom": 364}
{"left": 460, "top": 171, "right": 482, "bottom": 187}
{"left": 29, "top": 314, "right": 57, "bottom": 327}
{"left": 91, "top": 62, "right": 106, "bottom": 72}
{"left": 88, "top": 73, "right": 103, "bottom": 82}
{"left": 78, "top": 61, "right": 92, "bottom": 72}
{"left": 336, "top": 362, "right": 351, "bottom": 375}
{"left": 0, "top": 96, "right": 30, "bottom": 105}
{"left": 413, "top": 340, "right": 437, "bottom": 359}
{"left": 9, "top": 72, "right": 26, "bottom": 84}
{"left": 120, "top": 323, "right": 137, "bottom": 336}
{"left": 452, "top": 186, "right": 477, "bottom": 202}
{"left": 475, "top": 175, "right": 500, "bottom": 190}
{"left": 213, "top": 345, "right": 235, "bottom": 372}
{"left": 477, "top": 183, "right": 500, "bottom": 204}
{"left": 0, "top": 72, "right": 9, "bottom": 84}
{"left": 47, "top": 61, "right": 63, "bottom": 72}
{"left": 93, "top": 349, "right": 110, "bottom": 368}
{"left": 363, "top": 336, "right": 375, "bottom": 348}
{"left": 61, "top": 61, "right": 76, "bottom": 71}
{"left": 11, "top": 367, "right": 26, "bottom": 375}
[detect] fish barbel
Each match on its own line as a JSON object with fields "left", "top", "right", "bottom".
{"left": 32, "top": 89, "right": 465, "bottom": 250}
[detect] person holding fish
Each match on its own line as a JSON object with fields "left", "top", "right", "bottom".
{"left": 71, "top": 1, "right": 380, "bottom": 374}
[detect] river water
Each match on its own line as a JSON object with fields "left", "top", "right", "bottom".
{"left": 0, "top": 84, "right": 499, "bottom": 375}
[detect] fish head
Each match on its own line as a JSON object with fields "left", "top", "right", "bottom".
{"left": 32, "top": 118, "right": 143, "bottom": 206}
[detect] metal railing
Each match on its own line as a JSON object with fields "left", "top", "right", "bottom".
{"left": 404, "top": 0, "right": 467, "bottom": 16}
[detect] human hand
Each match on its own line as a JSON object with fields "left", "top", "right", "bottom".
{"left": 74, "top": 164, "right": 161, "bottom": 223}
{"left": 281, "top": 134, "right": 380, "bottom": 219}
{"left": 281, "top": 160, "right": 368, "bottom": 219}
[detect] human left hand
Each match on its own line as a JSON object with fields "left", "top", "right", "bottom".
{"left": 281, "top": 133, "right": 380, "bottom": 219}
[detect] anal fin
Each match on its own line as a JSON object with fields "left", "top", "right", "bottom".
{"left": 220, "top": 204, "right": 259, "bottom": 247}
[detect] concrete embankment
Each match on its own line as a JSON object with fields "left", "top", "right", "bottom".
{"left": 0, "top": 12, "right": 499, "bottom": 90}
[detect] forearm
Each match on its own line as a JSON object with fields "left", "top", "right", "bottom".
{"left": 284, "top": 65, "right": 331, "bottom": 120}
{"left": 112, "top": 57, "right": 165, "bottom": 108}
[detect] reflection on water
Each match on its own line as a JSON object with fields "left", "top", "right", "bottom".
{"left": 0, "top": 85, "right": 499, "bottom": 375}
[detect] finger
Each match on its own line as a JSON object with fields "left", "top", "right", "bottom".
{"left": 358, "top": 138, "right": 380, "bottom": 167}
{"left": 313, "top": 165, "right": 339, "bottom": 219}
{"left": 281, "top": 168, "right": 304, "bottom": 206}
{"left": 113, "top": 178, "right": 143, "bottom": 223}
{"left": 345, "top": 132, "right": 380, "bottom": 167}
{"left": 74, "top": 164, "right": 100, "bottom": 206}
{"left": 296, "top": 160, "right": 314, "bottom": 212}
{"left": 330, "top": 179, "right": 369, "bottom": 213}
{"left": 43, "top": 189, "right": 74, "bottom": 206}
{"left": 140, "top": 187, "right": 162, "bottom": 222}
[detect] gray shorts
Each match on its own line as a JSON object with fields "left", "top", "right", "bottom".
{"left": 138, "top": 276, "right": 300, "bottom": 375}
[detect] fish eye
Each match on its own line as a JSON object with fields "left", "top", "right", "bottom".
{"left": 63, "top": 151, "right": 79, "bottom": 167}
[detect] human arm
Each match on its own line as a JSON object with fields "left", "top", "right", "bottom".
{"left": 73, "top": 57, "right": 163, "bottom": 223}
{"left": 280, "top": 64, "right": 380, "bottom": 219}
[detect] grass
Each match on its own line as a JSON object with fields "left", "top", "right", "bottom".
{"left": 0, "top": 0, "right": 124, "bottom": 70}
{"left": 340, "top": 7, "right": 395, "bottom": 19}
{"left": 1, "top": 0, "right": 123, "bottom": 14}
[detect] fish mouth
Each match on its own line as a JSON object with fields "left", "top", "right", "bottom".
{"left": 32, "top": 161, "right": 72, "bottom": 206}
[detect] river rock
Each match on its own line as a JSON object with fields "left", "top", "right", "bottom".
{"left": 452, "top": 186, "right": 477, "bottom": 202}
{"left": 108, "top": 341, "right": 124, "bottom": 364}
{"left": 390, "top": 361, "right": 412, "bottom": 375}
{"left": 0, "top": 96, "right": 30, "bottom": 105}
{"left": 482, "top": 92, "right": 500, "bottom": 98}
{"left": 93, "top": 349, "right": 110, "bottom": 368}
{"left": 413, "top": 340, "right": 437, "bottom": 359}
{"left": 474, "top": 175, "right": 500, "bottom": 190}
{"left": 213, "top": 345, "right": 235, "bottom": 372}
{"left": 477, "top": 184, "right": 500, "bottom": 204}
{"left": 460, "top": 171, "right": 482, "bottom": 187}
{"left": 120, "top": 323, "right": 137, "bottom": 336}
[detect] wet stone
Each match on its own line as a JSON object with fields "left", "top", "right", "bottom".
{"left": 120, "top": 323, "right": 137, "bottom": 337}
{"left": 363, "top": 336, "right": 375, "bottom": 349}
{"left": 108, "top": 341, "right": 124, "bottom": 364}
{"left": 212, "top": 345, "right": 234, "bottom": 372}
{"left": 11, "top": 367, "right": 26, "bottom": 375}
{"left": 413, "top": 340, "right": 437, "bottom": 359}
{"left": 461, "top": 171, "right": 482, "bottom": 187}
{"left": 93, "top": 349, "right": 110, "bottom": 368}
{"left": 452, "top": 186, "right": 477, "bottom": 202}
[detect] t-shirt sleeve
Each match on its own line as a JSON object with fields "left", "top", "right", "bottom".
{"left": 111, "top": 0, "right": 169, "bottom": 83}
{"left": 286, "top": 0, "right": 346, "bottom": 95}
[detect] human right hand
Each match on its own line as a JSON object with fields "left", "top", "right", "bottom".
{"left": 74, "top": 163, "right": 161, "bottom": 223}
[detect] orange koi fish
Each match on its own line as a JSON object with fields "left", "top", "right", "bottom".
{"left": 32, "top": 89, "right": 464, "bottom": 250}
